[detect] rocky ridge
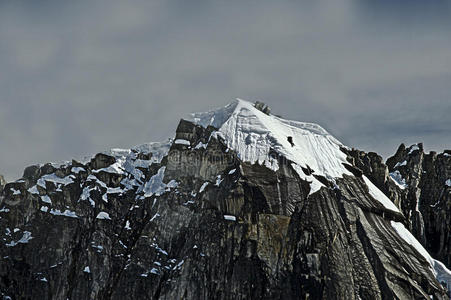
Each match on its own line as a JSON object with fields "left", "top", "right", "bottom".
{"left": 0, "top": 99, "right": 450, "bottom": 299}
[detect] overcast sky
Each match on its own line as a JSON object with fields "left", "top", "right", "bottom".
{"left": 1, "top": 0, "right": 451, "bottom": 181}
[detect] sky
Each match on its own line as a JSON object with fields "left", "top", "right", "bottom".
{"left": 1, "top": 0, "right": 450, "bottom": 181}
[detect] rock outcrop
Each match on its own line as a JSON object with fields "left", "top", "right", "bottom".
{"left": 0, "top": 100, "right": 449, "bottom": 299}
{"left": 384, "top": 144, "right": 451, "bottom": 270}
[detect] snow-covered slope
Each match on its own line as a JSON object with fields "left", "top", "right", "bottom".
{"left": 189, "top": 99, "right": 352, "bottom": 194}
{"left": 189, "top": 99, "right": 451, "bottom": 289}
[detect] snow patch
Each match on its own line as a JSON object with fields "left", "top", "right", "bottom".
{"left": 41, "top": 195, "right": 52, "bottom": 204}
{"left": 445, "top": 179, "right": 451, "bottom": 187}
{"left": 28, "top": 185, "right": 39, "bottom": 195}
{"left": 189, "top": 99, "right": 351, "bottom": 196}
{"left": 199, "top": 182, "right": 209, "bottom": 193}
{"left": 224, "top": 215, "right": 236, "bottom": 221}
{"left": 394, "top": 160, "right": 407, "bottom": 168}
{"left": 125, "top": 220, "right": 131, "bottom": 230}
{"left": 391, "top": 221, "right": 451, "bottom": 290}
{"left": 389, "top": 171, "right": 408, "bottom": 190}
{"left": 194, "top": 142, "right": 208, "bottom": 149}
{"left": 132, "top": 141, "right": 171, "bottom": 164}
{"left": 6, "top": 231, "right": 33, "bottom": 247}
{"left": 10, "top": 188, "right": 21, "bottom": 195}
{"left": 37, "top": 173, "right": 74, "bottom": 188}
{"left": 93, "top": 161, "right": 125, "bottom": 175}
{"left": 363, "top": 176, "right": 399, "bottom": 212}
{"left": 141, "top": 167, "right": 177, "bottom": 197}
{"left": 96, "top": 212, "right": 111, "bottom": 220}
{"left": 49, "top": 209, "right": 78, "bottom": 218}
{"left": 174, "top": 139, "right": 191, "bottom": 146}
{"left": 408, "top": 144, "right": 420, "bottom": 155}
{"left": 71, "top": 167, "right": 85, "bottom": 174}
{"left": 215, "top": 175, "right": 223, "bottom": 187}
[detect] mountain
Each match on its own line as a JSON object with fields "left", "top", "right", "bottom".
{"left": 0, "top": 99, "right": 450, "bottom": 299}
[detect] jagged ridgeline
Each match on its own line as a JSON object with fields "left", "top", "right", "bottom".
{"left": 0, "top": 99, "right": 450, "bottom": 299}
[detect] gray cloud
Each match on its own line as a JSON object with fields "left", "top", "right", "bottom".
{"left": 0, "top": 0, "right": 450, "bottom": 181}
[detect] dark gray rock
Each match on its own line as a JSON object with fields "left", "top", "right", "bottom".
{"left": 385, "top": 143, "right": 451, "bottom": 269}
{"left": 254, "top": 101, "right": 271, "bottom": 115}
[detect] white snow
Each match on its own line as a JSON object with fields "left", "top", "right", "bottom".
{"left": 391, "top": 221, "right": 451, "bottom": 289}
{"left": 10, "top": 188, "right": 21, "bottom": 195}
{"left": 27, "top": 185, "right": 39, "bottom": 195}
{"left": 445, "top": 179, "right": 451, "bottom": 187}
{"left": 49, "top": 209, "right": 78, "bottom": 218}
{"left": 41, "top": 195, "right": 52, "bottom": 204}
{"left": 71, "top": 167, "right": 85, "bottom": 174}
{"left": 132, "top": 141, "right": 171, "bottom": 164}
{"left": 224, "top": 215, "right": 236, "bottom": 221}
{"left": 141, "top": 167, "right": 177, "bottom": 197}
{"left": 389, "top": 171, "right": 408, "bottom": 190}
{"left": 150, "top": 213, "right": 160, "bottom": 222}
{"left": 174, "top": 139, "right": 191, "bottom": 146}
{"left": 408, "top": 144, "right": 420, "bottom": 155}
{"left": 363, "top": 176, "right": 399, "bottom": 212}
{"left": 40, "top": 206, "right": 49, "bottom": 212}
{"left": 83, "top": 266, "right": 91, "bottom": 273}
{"left": 80, "top": 187, "right": 95, "bottom": 207}
{"left": 6, "top": 231, "right": 33, "bottom": 247}
{"left": 125, "top": 220, "right": 131, "bottom": 230}
{"left": 433, "top": 259, "right": 451, "bottom": 292}
{"left": 132, "top": 159, "right": 152, "bottom": 169}
{"left": 107, "top": 187, "right": 123, "bottom": 194}
{"left": 394, "top": 160, "right": 407, "bottom": 168}
{"left": 109, "top": 148, "right": 131, "bottom": 157}
{"left": 215, "top": 175, "right": 223, "bottom": 186}
{"left": 87, "top": 175, "right": 107, "bottom": 188}
{"left": 291, "top": 163, "right": 324, "bottom": 194}
{"left": 93, "top": 161, "right": 125, "bottom": 175}
{"left": 194, "top": 142, "right": 208, "bottom": 149}
{"left": 96, "top": 212, "right": 111, "bottom": 220}
{"left": 37, "top": 173, "right": 74, "bottom": 188}
{"left": 199, "top": 182, "right": 209, "bottom": 193}
{"left": 228, "top": 169, "right": 236, "bottom": 175}
{"left": 189, "top": 99, "right": 351, "bottom": 196}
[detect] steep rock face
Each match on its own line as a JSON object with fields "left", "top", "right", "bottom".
{"left": 385, "top": 144, "right": 451, "bottom": 269}
{"left": 0, "top": 100, "right": 449, "bottom": 299}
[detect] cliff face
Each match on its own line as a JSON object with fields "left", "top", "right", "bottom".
{"left": 341, "top": 143, "right": 451, "bottom": 272}
{"left": 0, "top": 100, "right": 449, "bottom": 299}
{"left": 385, "top": 144, "right": 451, "bottom": 270}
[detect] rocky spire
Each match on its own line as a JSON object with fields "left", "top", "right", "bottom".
{"left": 253, "top": 100, "right": 271, "bottom": 115}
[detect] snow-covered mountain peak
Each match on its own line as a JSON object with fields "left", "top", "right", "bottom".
{"left": 189, "top": 99, "right": 352, "bottom": 193}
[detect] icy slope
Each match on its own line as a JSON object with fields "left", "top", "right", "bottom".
{"left": 190, "top": 99, "right": 352, "bottom": 194}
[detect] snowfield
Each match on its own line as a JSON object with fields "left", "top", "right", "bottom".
{"left": 189, "top": 99, "right": 352, "bottom": 195}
